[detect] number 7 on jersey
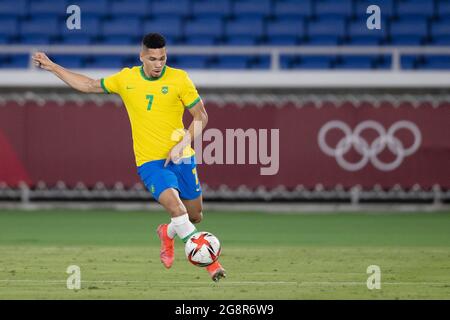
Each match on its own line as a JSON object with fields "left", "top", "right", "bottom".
{"left": 146, "top": 94, "right": 154, "bottom": 111}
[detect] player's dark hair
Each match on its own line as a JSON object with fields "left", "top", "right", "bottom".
{"left": 142, "top": 33, "right": 166, "bottom": 49}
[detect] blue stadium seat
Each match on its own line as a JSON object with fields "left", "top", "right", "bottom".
{"left": 308, "top": 18, "right": 347, "bottom": 36}
{"left": 0, "top": 18, "right": 18, "bottom": 37}
{"left": 110, "top": 0, "right": 150, "bottom": 18}
{"left": 401, "top": 55, "right": 419, "bottom": 69}
{"left": 151, "top": 0, "right": 191, "bottom": 18}
{"left": 123, "top": 55, "right": 142, "bottom": 67}
{"left": 421, "top": 55, "right": 450, "bottom": 70}
{"left": 60, "top": 35, "right": 93, "bottom": 45}
{"left": 222, "top": 36, "right": 259, "bottom": 45}
{"left": 99, "top": 36, "right": 136, "bottom": 45}
{"left": 266, "top": 20, "right": 305, "bottom": 38}
{"left": 280, "top": 55, "right": 297, "bottom": 69}
{"left": 85, "top": 56, "right": 125, "bottom": 69}
{"left": 265, "top": 36, "right": 299, "bottom": 45}
{"left": 389, "top": 35, "right": 424, "bottom": 45}
{"left": 192, "top": 0, "right": 232, "bottom": 19}
{"left": 61, "top": 17, "right": 100, "bottom": 37}
{"left": 212, "top": 56, "right": 250, "bottom": 69}
{"left": 20, "top": 18, "right": 59, "bottom": 37}
{"left": 307, "top": 18, "right": 346, "bottom": 45}
{"left": 183, "top": 35, "right": 216, "bottom": 45}
{"left": 0, "top": 55, "right": 7, "bottom": 67}
{"left": 354, "top": 0, "right": 394, "bottom": 17}
{"left": 396, "top": 0, "right": 435, "bottom": 19}
{"left": 346, "top": 37, "right": 382, "bottom": 45}
{"left": 315, "top": 0, "right": 354, "bottom": 19}
{"left": 392, "top": 15, "right": 428, "bottom": 25}
{"left": 172, "top": 56, "right": 210, "bottom": 69}
{"left": 431, "top": 19, "right": 450, "bottom": 44}
{"left": 1, "top": 55, "right": 29, "bottom": 68}
{"left": 101, "top": 18, "right": 142, "bottom": 37}
{"left": 437, "top": 1, "right": 450, "bottom": 19}
{"left": 273, "top": 0, "right": 312, "bottom": 19}
{"left": 375, "top": 56, "right": 392, "bottom": 69}
{"left": 226, "top": 18, "right": 264, "bottom": 38}
{"left": 51, "top": 55, "right": 85, "bottom": 69}
{"left": 0, "top": 0, "right": 27, "bottom": 17}
{"left": 431, "top": 36, "right": 450, "bottom": 45}
{"left": 389, "top": 18, "right": 428, "bottom": 45}
{"left": 250, "top": 56, "right": 271, "bottom": 69}
{"left": 28, "top": 0, "right": 68, "bottom": 18}
{"left": 185, "top": 18, "right": 223, "bottom": 38}
{"left": 19, "top": 35, "right": 52, "bottom": 44}
{"left": 143, "top": 18, "right": 183, "bottom": 40}
{"left": 72, "top": 0, "right": 108, "bottom": 18}
{"left": 305, "top": 37, "right": 340, "bottom": 45}
{"left": 334, "top": 56, "right": 375, "bottom": 69}
{"left": 347, "top": 19, "right": 388, "bottom": 45}
{"left": 164, "top": 37, "right": 181, "bottom": 45}
{"left": 265, "top": 20, "right": 305, "bottom": 45}
{"left": 0, "top": 36, "right": 9, "bottom": 44}
{"left": 7, "top": 37, "right": 19, "bottom": 44}
{"left": 233, "top": 0, "right": 271, "bottom": 20}
{"left": 295, "top": 56, "right": 334, "bottom": 69}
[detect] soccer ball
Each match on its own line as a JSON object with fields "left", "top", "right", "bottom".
{"left": 185, "top": 231, "right": 221, "bottom": 267}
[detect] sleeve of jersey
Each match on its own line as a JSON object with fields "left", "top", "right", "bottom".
{"left": 180, "top": 73, "right": 201, "bottom": 109}
{"left": 100, "top": 69, "right": 125, "bottom": 95}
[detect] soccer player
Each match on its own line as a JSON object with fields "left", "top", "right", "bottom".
{"left": 32, "top": 33, "right": 226, "bottom": 282}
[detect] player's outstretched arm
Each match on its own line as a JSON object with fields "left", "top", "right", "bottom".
{"left": 32, "top": 52, "right": 103, "bottom": 93}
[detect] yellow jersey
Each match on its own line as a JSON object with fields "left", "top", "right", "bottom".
{"left": 101, "top": 65, "right": 199, "bottom": 166}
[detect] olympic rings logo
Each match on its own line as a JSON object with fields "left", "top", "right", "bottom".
{"left": 318, "top": 120, "right": 421, "bottom": 171}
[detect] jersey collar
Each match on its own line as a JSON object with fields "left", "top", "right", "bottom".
{"left": 140, "top": 65, "right": 166, "bottom": 81}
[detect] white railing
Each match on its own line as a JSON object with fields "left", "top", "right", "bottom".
{"left": 1, "top": 45, "right": 450, "bottom": 71}
{"left": 1, "top": 45, "right": 450, "bottom": 88}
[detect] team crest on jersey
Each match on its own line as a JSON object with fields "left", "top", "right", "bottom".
{"left": 161, "top": 86, "right": 169, "bottom": 94}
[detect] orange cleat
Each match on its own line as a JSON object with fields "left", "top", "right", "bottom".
{"left": 206, "top": 261, "right": 227, "bottom": 282}
{"left": 156, "top": 224, "right": 175, "bottom": 269}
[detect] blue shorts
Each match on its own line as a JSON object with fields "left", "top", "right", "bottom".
{"left": 137, "top": 155, "right": 202, "bottom": 202}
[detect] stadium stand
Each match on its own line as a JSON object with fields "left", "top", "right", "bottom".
{"left": 0, "top": 0, "right": 449, "bottom": 69}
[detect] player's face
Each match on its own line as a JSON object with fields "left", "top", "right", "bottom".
{"left": 140, "top": 48, "right": 167, "bottom": 78}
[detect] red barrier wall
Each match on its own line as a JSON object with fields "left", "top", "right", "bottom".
{"left": 1, "top": 100, "right": 449, "bottom": 189}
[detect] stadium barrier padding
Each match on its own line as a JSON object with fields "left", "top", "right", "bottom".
{"left": 0, "top": 99, "right": 449, "bottom": 190}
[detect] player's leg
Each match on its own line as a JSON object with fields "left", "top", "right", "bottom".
{"left": 155, "top": 187, "right": 202, "bottom": 270}
{"left": 182, "top": 194, "right": 203, "bottom": 224}
{"left": 153, "top": 187, "right": 199, "bottom": 269}
{"left": 158, "top": 187, "right": 198, "bottom": 243}
{"left": 138, "top": 161, "right": 196, "bottom": 268}
{"left": 176, "top": 156, "right": 227, "bottom": 282}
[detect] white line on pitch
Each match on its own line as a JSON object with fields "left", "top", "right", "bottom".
{"left": 0, "top": 280, "right": 297, "bottom": 285}
{"left": 0, "top": 280, "right": 449, "bottom": 286}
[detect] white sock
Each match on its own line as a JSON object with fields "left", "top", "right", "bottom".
{"left": 167, "top": 222, "right": 177, "bottom": 239}
{"left": 170, "top": 213, "right": 197, "bottom": 242}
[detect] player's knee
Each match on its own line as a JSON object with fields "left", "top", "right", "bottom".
{"left": 189, "top": 211, "right": 203, "bottom": 224}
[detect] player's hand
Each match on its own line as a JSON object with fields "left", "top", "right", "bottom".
{"left": 164, "top": 143, "right": 185, "bottom": 167}
{"left": 32, "top": 52, "right": 56, "bottom": 71}
{"left": 164, "top": 130, "right": 192, "bottom": 167}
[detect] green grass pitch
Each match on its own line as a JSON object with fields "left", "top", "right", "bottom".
{"left": 0, "top": 209, "right": 449, "bottom": 299}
